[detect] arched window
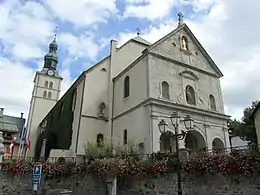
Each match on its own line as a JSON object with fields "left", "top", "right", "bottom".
{"left": 48, "top": 92, "right": 52, "bottom": 98}
{"left": 97, "top": 134, "right": 104, "bottom": 147}
{"left": 49, "top": 82, "right": 53, "bottom": 89}
{"left": 181, "top": 36, "right": 188, "bottom": 51}
{"left": 44, "top": 81, "right": 48, "bottom": 88}
{"left": 161, "top": 81, "right": 170, "bottom": 99}
{"left": 124, "top": 76, "right": 130, "bottom": 98}
{"left": 185, "top": 85, "right": 196, "bottom": 105}
{"left": 43, "top": 91, "right": 47, "bottom": 98}
{"left": 123, "top": 129, "right": 128, "bottom": 145}
{"left": 209, "top": 94, "right": 216, "bottom": 110}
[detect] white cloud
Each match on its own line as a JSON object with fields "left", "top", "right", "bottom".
{"left": 180, "top": 0, "right": 216, "bottom": 12}
{"left": 0, "top": 57, "right": 34, "bottom": 117}
{"left": 0, "top": 0, "right": 55, "bottom": 60}
{"left": 124, "top": 0, "right": 179, "bottom": 20}
{"left": 44, "top": 0, "right": 118, "bottom": 28}
{"left": 59, "top": 68, "right": 76, "bottom": 97}
{"left": 59, "top": 33, "right": 100, "bottom": 61}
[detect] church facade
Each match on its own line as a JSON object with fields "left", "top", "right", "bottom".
{"left": 27, "top": 15, "right": 230, "bottom": 158}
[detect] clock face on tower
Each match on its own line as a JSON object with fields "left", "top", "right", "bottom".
{"left": 47, "top": 70, "right": 54, "bottom": 76}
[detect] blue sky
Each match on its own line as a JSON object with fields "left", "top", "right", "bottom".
{"left": 1, "top": 0, "right": 260, "bottom": 120}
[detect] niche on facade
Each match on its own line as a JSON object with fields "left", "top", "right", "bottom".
{"left": 98, "top": 102, "right": 108, "bottom": 119}
{"left": 179, "top": 70, "right": 199, "bottom": 81}
{"left": 138, "top": 142, "right": 145, "bottom": 154}
{"left": 179, "top": 70, "right": 201, "bottom": 106}
{"left": 179, "top": 35, "right": 192, "bottom": 55}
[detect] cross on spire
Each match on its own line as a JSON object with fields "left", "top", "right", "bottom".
{"left": 178, "top": 12, "right": 184, "bottom": 26}
{"left": 54, "top": 26, "right": 58, "bottom": 41}
{"left": 136, "top": 28, "right": 141, "bottom": 36}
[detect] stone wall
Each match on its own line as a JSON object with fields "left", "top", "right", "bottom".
{"left": 0, "top": 174, "right": 106, "bottom": 195}
{"left": 118, "top": 173, "right": 260, "bottom": 195}
{"left": 1, "top": 173, "right": 260, "bottom": 194}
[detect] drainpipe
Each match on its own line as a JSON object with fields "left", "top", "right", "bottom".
{"left": 109, "top": 40, "right": 117, "bottom": 143}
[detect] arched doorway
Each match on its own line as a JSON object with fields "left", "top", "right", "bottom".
{"left": 212, "top": 138, "right": 225, "bottom": 154}
{"left": 160, "top": 131, "right": 176, "bottom": 153}
{"left": 184, "top": 130, "right": 206, "bottom": 153}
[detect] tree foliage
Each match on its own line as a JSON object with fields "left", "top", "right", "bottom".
{"left": 229, "top": 100, "right": 259, "bottom": 144}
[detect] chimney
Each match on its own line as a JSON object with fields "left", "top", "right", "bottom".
{"left": 21, "top": 112, "right": 24, "bottom": 118}
{"left": 0, "top": 108, "right": 4, "bottom": 117}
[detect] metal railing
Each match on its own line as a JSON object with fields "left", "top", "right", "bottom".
{"left": 2, "top": 156, "right": 77, "bottom": 164}
{"left": 1, "top": 144, "right": 259, "bottom": 163}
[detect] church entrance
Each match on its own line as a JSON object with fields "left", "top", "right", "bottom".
{"left": 212, "top": 138, "right": 225, "bottom": 154}
{"left": 184, "top": 130, "right": 206, "bottom": 154}
{"left": 159, "top": 132, "right": 176, "bottom": 153}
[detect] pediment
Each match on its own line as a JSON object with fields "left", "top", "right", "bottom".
{"left": 147, "top": 24, "right": 223, "bottom": 78}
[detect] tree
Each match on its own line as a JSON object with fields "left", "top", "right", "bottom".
{"left": 229, "top": 101, "right": 259, "bottom": 144}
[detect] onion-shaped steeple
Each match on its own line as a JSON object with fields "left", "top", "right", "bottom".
{"left": 43, "top": 36, "right": 58, "bottom": 70}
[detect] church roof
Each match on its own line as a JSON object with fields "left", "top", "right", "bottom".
{"left": 0, "top": 115, "right": 25, "bottom": 133}
{"left": 131, "top": 36, "right": 151, "bottom": 46}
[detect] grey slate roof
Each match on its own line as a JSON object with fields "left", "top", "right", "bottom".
{"left": 132, "top": 36, "right": 151, "bottom": 46}
{"left": 0, "top": 115, "right": 25, "bottom": 133}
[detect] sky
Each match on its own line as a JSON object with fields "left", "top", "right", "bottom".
{"left": 0, "top": 0, "right": 259, "bottom": 121}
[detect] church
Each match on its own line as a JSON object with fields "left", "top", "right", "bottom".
{"left": 26, "top": 13, "right": 231, "bottom": 158}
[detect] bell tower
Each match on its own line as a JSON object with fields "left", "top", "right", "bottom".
{"left": 26, "top": 37, "right": 63, "bottom": 157}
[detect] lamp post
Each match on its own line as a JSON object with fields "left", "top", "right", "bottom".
{"left": 228, "top": 128, "right": 233, "bottom": 151}
{"left": 158, "top": 112, "right": 194, "bottom": 195}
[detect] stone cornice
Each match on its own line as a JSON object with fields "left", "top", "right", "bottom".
{"left": 112, "top": 97, "right": 230, "bottom": 121}
{"left": 145, "top": 98, "right": 230, "bottom": 120}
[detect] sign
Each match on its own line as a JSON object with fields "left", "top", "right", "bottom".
{"left": 33, "top": 165, "right": 42, "bottom": 176}
{"left": 33, "top": 183, "right": 38, "bottom": 191}
{"left": 33, "top": 165, "right": 42, "bottom": 188}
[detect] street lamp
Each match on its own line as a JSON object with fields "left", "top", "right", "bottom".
{"left": 228, "top": 126, "right": 233, "bottom": 151}
{"left": 158, "top": 112, "right": 194, "bottom": 195}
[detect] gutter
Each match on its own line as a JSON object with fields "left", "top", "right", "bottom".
{"left": 111, "top": 80, "right": 115, "bottom": 140}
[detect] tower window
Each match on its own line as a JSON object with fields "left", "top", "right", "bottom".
{"left": 44, "top": 81, "right": 48, "bottom": 88}
{"left": 161, "top": 81, "right": 170, "bottom": 99}
{"left": 123, "top": 129, "right": 128, "bottom": 145}
{"left": 48, "top": 92, "right": 52, "bottom": 98}
{"left": 124, "top": 76, "right": 130, "bottom": 99}
{"left": 185, "top": 85, "right": 196, "bottom": 105}
{"left": 49, "top": 82, "right": 53, "bottom": 89}
{"left": 43, "top": 91, "right": 47, "bottom": 98}
{"left": 209, "top": 94, "right": 216, "bottom": 110}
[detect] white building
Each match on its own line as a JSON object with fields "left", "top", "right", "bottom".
{"left": 28, "top": 14, "right": 230, "bottom": 158}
